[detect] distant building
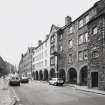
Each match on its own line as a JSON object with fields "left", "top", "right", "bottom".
{"left": 32, "top": 35, "right": 50, "bottom": 80}
{"left": 19, "top": 47, "right": 34, "bottom": 78}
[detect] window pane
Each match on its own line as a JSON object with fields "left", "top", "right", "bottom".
{"left": 85, "top": 15, "right": 89, "bottom": 24}
{"left": 79, "top": 19, "right": 83, "bottom": 28}
{"left": 84, "top": 50, "right": 88, "bottom": 60}
{"left": 68, "top": 40, "right": 73, "bottom": 48}
{"left": 84, "top": 33, "right": 89, "bottom": 42}
{"left": 78, "top": 35, "right": 83, "bottom": 44}
{"left": 93, "top": 27, "right": 98, "bottom": 35}
{"left": 78, "top": 51, "right": 83, "bottom": 61}
{"left": 92, "top": 51, "right": 99, "bottom": 58}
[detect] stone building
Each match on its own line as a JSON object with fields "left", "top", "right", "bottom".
{"left": 32, "top": 35, "right": 50, "bottom": 81}
{"left": 88, "top": 0, "right": 105, "bottom": 90}
{"left": 49, "top": 0, "right": 105, "bottom": 87}
{"left": 49, "top": 24, "right": 60, "bottom": 79}
{"left": 19, "top": 47, "right": 34, "bottom": 78}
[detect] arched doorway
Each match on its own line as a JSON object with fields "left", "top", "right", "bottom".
{"left": 39, "top": 70, "right": 43, "bottom": 80}
{"left": 80, "top": 66, "right": 88, "bottom": 86}
{"left": 59, "top": 69, "right": 66, "bottom": 82}
{"left": 68, "top": 68, "right": 77, "bottom": 84}
{"left": 35, "top": 71, "right": 38, "bottom": 80}
{"left": 50, "top": 69, "right": 55, "bottom": 79}
{"left": 44, "top": 69, "right": 48, "bottom": 81}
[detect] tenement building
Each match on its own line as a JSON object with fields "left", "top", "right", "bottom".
{"left": 19, "top": 47, "right": 34, "bottom": 78}
{"left": 32, "top": 35, "right": 50, "bottom": 81}
{"left": 88, "top": 0, "right": 105, "bottom": 90}
{"left": 49, "top": 24, "right": 61, "bottom": 79}
{"left": 49, "top": 0, "right": 105, "bottom": 89}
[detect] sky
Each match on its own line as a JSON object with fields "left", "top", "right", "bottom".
{"left": 0, "top": 0, "right": 99, "bottom": 66}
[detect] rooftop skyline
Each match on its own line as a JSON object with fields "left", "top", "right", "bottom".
{"left": 0, "top": 0, "right": 98, "bottom": 66}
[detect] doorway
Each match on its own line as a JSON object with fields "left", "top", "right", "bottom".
{"left": 91, "top": 72, "right": 98, "bottom": 87}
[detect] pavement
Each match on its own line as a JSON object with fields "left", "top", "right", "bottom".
{"left": 0, "top": 78, "right": 17, "bottom": 105}
{"left": 67, "top": 84, "right": 105, "bottom": 95}
{"left": 36, "top": 80, "right": 105, "bottom": 95}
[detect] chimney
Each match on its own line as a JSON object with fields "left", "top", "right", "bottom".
{"left": 38, "top": 40, "right": 42, "bottom": 46}
{"left": 65, "top": 16, "right": 72, "bottom": 25}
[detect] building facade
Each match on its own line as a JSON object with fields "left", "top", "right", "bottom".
{"left": 32, "top": 35, "right": 50, "bottom": 80}
{"left": 49, "top": 0, "right": 105, "bottom": 88}
{"left": 88, "top": 0, "right": 105, "bottom": 90}
{"left": 19, "top": 47, "right": 34, "bottom": 78}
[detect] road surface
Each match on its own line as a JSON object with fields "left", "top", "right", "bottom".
{"left": 12, "top": 81, "right": 105, "bottom": 105}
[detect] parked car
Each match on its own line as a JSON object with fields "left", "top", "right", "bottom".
{"left": 9, "top": 74, "right": 20, "bottom": 86}
{"left": 20, "top": 75, "right": 29, "bottom": 83}
{"left": 48, "top": 78, "right": 64, "bottom": 86}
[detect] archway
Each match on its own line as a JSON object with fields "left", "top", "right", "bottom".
{"left": 80, "top": 66, "right": 88, "bottom": 86}
{"left": 35, "top": 71, "right": 38, "bottom": 80}
{"left": 68, "top": 68, "right": 77, "bottom": 84}
{"left": 59, "top": 69, "right": 66, "bottom": 82}
{"left": 50, "top": 68, "right": 55, "bottom": 79}
{"left": 44, "top": 69, "right": 48, "bottom": 81}
{"left": 39, "top": 70, "right": 43, "bottom": 80}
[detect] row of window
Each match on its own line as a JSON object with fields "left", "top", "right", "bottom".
{"left": 68, "top": 27, "right": 98, "bottom": 48}
{"left": 68, "top": 15, "right": 89, "bottom": 34}
{"left": 33, "top": 59, "right": 48, "bottom": 69}
{"left": 33, "top": 50, "right": 48, "bottom": 62}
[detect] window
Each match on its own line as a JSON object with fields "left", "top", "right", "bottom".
{"left": 79, "top": 19, "right": 83, "bottom": 28}
{"left": 59, "top": 34, "right": 63, "bottom": 40}
{"left": 51, "top": 35, "right": 55, "bottom": 42}
{"left": 45, "top": 42, "right": 47, "bottom": 47}
{"left": 84, "top": 50, "right": 88, "bottom": 60}
{"left": 78, "top": 35, "right": 83, "bottom": 45}
{"left": 50, "top": 45, "right": 55, "bottom": 54}
{"left": 68, "top": 54, "right": 72, "bottom": 63}
{"left": 50, "top": 57, "right": 55, "bottom": 65}
{"left": 84, "top": 33, "right": 89, "bottom": 42}
{"left": 45, "top": 60, "right": 47, "bottom": 66}
{"left": 68, "top": 40, "right": 73, "bottom": 48}
{"left": 45, "top": 50, "right": 47, "bottom": 57}
{"left": 85, "top": 15, "right": 89, "bottom": 24}
{"left": 78, "top": 51, "right": 83, "bottom": 61}
{"left": 59, "top": 45, "right": 63, "bottom": 51}
{"left": 69, "top": 26, "right": 73, "bottom": 33}
{"left": 93, "top": 27, "right": 98, "bottom": 35}
{"left": 92, "top": 51, "right": 99, "bottom": 58}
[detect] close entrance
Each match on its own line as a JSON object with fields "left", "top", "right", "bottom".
{"left": 91, "top": 72, "right": 98, "bottom": 87}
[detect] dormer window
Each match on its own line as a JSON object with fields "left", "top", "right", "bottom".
{"left": 85, "top": 15, "right": 89, "bottom": 24}
{"left": 79, "top": 19, "right": 83, "bottom": 28}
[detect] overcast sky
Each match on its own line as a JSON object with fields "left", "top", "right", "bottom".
{"left": 0, "top": 0, "right": 98, "bottom": 66}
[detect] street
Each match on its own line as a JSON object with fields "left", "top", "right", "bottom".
{"left": 12, "top": 80, "right": 105, "bottom": 105}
